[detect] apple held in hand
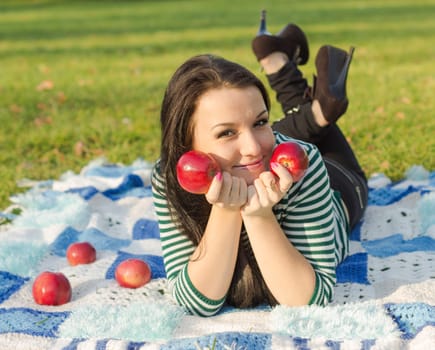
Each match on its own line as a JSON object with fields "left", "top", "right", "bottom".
{"left": 270, "top": 141, "right": 309, "bottom": 182}
{"left": 66, "top": 241, "right": 96, "bottom": 266}
{"left": 32, "top": 271, "right": 72, "bottom": 306}
{"left": 115, "top": 258, "right": 151, "bottom": 288}
{"left": 176, "top": 150, "right": 220, "bottom": 194}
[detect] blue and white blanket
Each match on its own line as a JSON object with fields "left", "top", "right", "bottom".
{"left": 0, "top": 159, "right": 434, "bottom": 349}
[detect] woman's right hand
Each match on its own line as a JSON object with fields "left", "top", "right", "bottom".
{"left": 205, "top": 171, "right": 248, "bottom": 210}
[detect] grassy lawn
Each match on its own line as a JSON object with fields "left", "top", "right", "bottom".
{"left": 1, "top": 0, "right": 434, "bottom": 210}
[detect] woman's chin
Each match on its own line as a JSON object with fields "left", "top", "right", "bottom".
{"left": 233, "top": 170, "right": 262, "bottom": 186}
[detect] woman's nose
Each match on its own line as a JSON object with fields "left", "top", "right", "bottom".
{"left": 240, "top": 131, "right": 261, "bottom": 156}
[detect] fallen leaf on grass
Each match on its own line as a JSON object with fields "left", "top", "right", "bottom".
{"left": 380, "top": 161, "right": 390, "bottom": 170}
{"left": 9, "top": 104, "right": 23, "bottom": 114}
{"left": 74, "top": 141, "right": 105, "bottom": 158}
{"left": 74, "top": 141, "right": 87, "bottom": 157}
{"left": 401, "top": 97, "right": 411, "bottom": 105}
{"left": 396, "top": 112, "right": 406, "bottom": 120}
{"left": 36, "top": 80, "right": 54, "bottom": 91}
{"left": 374, "top": 106, "right": 385, "bottom": 115}
{"left": 122, "top": 118, "right": 132, "bottom": 125}
{"left": 57, "top": 91, "right": 67, "bottom": 104}
{"left": 37, "top": 103, "right": 48, "bottom": 110}
{"left": 34, "top": 116, "right": 52, "bottom": 127}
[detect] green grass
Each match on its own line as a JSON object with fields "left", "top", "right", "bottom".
{"left": 1, "top": 0, "right": 434, "bottom": 209}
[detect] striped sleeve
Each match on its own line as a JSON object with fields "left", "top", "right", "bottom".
{"left": 151, "top": 161, "right": 226, "bottom": 316}
{"left": 273, "top": 132, "right": 349, "bottom": 306}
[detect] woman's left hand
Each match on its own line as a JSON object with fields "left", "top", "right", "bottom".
{"left": 241, "top": 162, "right": 293, "bottom": 217}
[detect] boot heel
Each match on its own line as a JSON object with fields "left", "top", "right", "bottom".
{"left": 257, "top": 9, "right": 270, "bottom": 35}
{"left": 330, "top": 47, "right": 354, "bottom": 99}
{"left": 313, "top": 45, "right": 355, "bottom": 123}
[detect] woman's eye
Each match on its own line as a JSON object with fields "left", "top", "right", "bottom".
{"left": 217, "top": 129, "right": 235, "bottom": 138}
{"left": 255, "top": 118, "right": 269, "bottom": 127}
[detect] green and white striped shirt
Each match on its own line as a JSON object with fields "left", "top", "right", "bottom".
{"left": 152, "top": 132, "right": 349, "bottom": 316}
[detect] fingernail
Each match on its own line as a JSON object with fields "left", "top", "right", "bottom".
{"left": 215, "top": 171, "right": 222, "bottom": 181}
{"left": 271, "top": 162, "right": 279, "bottom": 170}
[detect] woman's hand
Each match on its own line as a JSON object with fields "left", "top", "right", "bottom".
{"left": 241, "top": 162, "right": 293, "bottom": 217}
{"left": 205, "top": 171, "right": 248, "bottom": 210}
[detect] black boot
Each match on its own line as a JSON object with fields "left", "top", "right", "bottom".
{"left": 251, "top": 11, "right": 309, "bottom": 64}
{"left": 312, "top": 45, "right": 355, "bottom": 123}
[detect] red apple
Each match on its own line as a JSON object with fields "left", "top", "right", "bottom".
{"left": 176, "top": 150, "right": 220, "bottom": 194}
{"left": 270, "top": 141, "right": 309, "bottom": 182}
{"left": 32, "top": 271, "right": 72, "bottom": 306}
{"left": 66, "top": 241, "right": 96, "bottom": 266}
{"left": 115, "top": 258, "right": 151, "bottom": 288}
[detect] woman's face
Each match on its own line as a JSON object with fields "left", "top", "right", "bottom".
{"left": 192, "top": 86, "right": 275, "bottom": 185}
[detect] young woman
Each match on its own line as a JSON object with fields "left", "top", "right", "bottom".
{"left": 152, "top": 23, "right": 368, "bottom": 317}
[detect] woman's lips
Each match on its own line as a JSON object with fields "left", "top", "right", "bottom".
{"left": 233, "top": 158, "right": 264, "bottom": 171}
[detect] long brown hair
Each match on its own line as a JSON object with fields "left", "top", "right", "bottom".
{"left": 155, "top": 54, "right": 277, "bottom": 307}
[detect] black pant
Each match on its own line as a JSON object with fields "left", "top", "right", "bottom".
{"left": 268, "top": 61, "right": 368, "bottom": 229}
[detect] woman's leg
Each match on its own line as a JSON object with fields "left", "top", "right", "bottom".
{"left": 260, "top": 50, "right": 368, "bottom": 228}
{"left": 263, "top": 55, "right": 327, "bottom": 144}
{"left": 317, "top": 125, "right": 368, "bottom": 229}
